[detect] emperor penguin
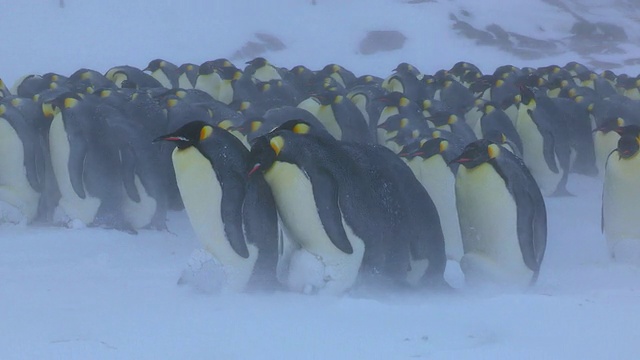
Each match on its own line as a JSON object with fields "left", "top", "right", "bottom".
{"left": 602, "top": 125, "right": 640, "bottom": 262}
{"left": 594, "top": 117, "right": 625, "bottom": 179}
{"left": 155, "top": 121, "right": 279, "bottom": 292}
{"left": 516, "top": 86, "right": 571, "bottom": 196}
{"left": 105, "top": 65, "right": 163, "bottom": 89}
{"left": 451, "top": 139, "right": 547, "bottom": 287}
{"left": 0, "top": 103, "right": 42, "bottom": 223}
{"left": 194, "top": 59, "right": 241, "bottom": 104}
{"left": 297, "top": 89, "right": 372, "bottom": 143}
{"left": 48, "top": 93, "right": 131, "bottom": 231}
{"left": 178, "top": 63, "right": 199, "bottom": 89}
{"left": 250, "top": 121, "right": 447, "bottom": 293}
{"left": 248, "top": 131, "right": 368, "bottom": 294}
{"left": 144, "top": 59, "right": 180, "bottom": 89}
{"left": 399, "top": 137, "right": 464, "bottom": 263}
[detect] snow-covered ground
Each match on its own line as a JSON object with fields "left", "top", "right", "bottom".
{"left": 2, "top": 0, "right": 640, "bottom": 359}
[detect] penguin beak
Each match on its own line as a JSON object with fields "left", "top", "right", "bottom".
{"left": 153, "top": 135, "right": 188, "bottom": 143}
{"left": 448, "top": 155, "right": 469, "bottom": 165}
{"left": 248, "top": 163, "right": 261, "bottom": 176}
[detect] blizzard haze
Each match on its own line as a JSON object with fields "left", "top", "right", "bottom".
{"left": 2, "top": 0, "right": 640, "bottom": 359}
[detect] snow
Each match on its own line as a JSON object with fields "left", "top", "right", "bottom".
{"left": 2, "top": 0, "right": 640, "bottom": 358}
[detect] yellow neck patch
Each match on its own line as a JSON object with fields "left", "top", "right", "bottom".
{"left": 270, "top": 136, "right": 284, "bottom": 155}
{"left": 250, "top": 120, "right": 263, "bottom": 132}
{"left": 0, "top": 104, "right": 5, "bottom": 116}
{"left": 167, "top": 98, "right": 178, "bottom": 108}
{"left": 488, "top": 143, "right": 501, "bottom": 159}
{"left": 217, "top": 120, "right": 233, "bottom": 130}
{"left": 439, "top": 140, "right": 449, "bottom": 153}
{"left": 200, "top": 125, "right": 213, "bottom": 140}
{"left": 64, "top": 97, "right": 79, "bottom": 109}
{"left": 293, "top": 123, "right": 310, "bottom": 134}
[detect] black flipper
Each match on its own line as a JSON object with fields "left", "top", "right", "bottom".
{"left": 120, "top": 147, "right": 140, "bottom": 203}
{"left": 22, "top": 132, "right": 43, "bottom": 192}
{"left": 68, "top": 136, "right": 87, "bottom": 199}
{"left": 220, "top": 173, "right": 250, "bottom": 258}
{"left": 311, "top": 168, "right": 354, "bottom": 254}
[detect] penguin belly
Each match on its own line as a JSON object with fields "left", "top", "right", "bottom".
{"left": 515, "top": 110, "right": 561, "bottom": 196}
{"left": 594, "top": 131, "right": 620, "bottom": 179}
{"left": 349, "top": 94, "right": 370, "bottom": 126}
{"left": 173, "top": 147, "right": 258, "bottom": 292}
{"left": 121, "top": 174, "right": 157, "bottom": 229}
{"left": 253, "top": 66, "right": 282, "bottom": 83}
{"left": 49, "top": 113, "right": 101, "bottom": 225}
{"left": 150, "top": 70, "right": 172, "bottom": 89}
{"left": 602, "top": 154, "right": 640, "bottom": 258}
{"left": 195, "top": 73, "right": 225, "bottom": 103}
{"left": 0, "top": 118, "right": 40, "bottom": 223}
{"left": 406, "top": 156, "right": 463, "bottom": 262}
{"left": 456, "top": 163, "right": 533, "bottom": 287}
{"left": 297, "top": 99, "right": 342, "bottom": 140}
{"left": 264, "top": 161, "right": 365, "bottom": 295}
{"left": 178, "top": 73, "right": 194, "bottom": 89}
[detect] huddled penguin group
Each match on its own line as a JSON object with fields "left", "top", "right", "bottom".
{"left": 2, "top": 57, "right": 640, "bottom": 294}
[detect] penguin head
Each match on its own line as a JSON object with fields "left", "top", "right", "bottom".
{"left": 154, "top": 120, "right": 215, "bottom": 150}
{"left": 377, "top": 91, "right": 410, "bottom": 108}
{"left": 377, "top": 113, "right": 411, "bottom": 131}
{"left": 615, "top": 125, "right": 640, "bottom": 159}
{"left": 248, "top": 135, "right": 281, "bottom": 176}
{"left": 400, "top": 138, "right": 448, "bottom": 160}
{"left": 394, "top": 62, "right": 421, "bottom": 77}
{"left": 427, "top": 111, "right": 457, "bottom": 127}
{"left": 450, "top": 139, "right": 500, "bottom": 168}
{"left": 595, "top": 117, "right": 625, "bottom": 134}
{"left": 450, "top": 61, "right": 480, "bottom": 78}
{"left": 272, "top": 119, "right": 334, "bottom": 141}
{"left": 144, "top": 59, "right": 167, "bottom": 72}
{"left": 312, "top": 90, "right": 343, "bottom": 106}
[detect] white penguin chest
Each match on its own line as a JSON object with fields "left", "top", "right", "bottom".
{"left": 172, "top": 147, "right": 258, "bottom": 292}
{"left": 515, "top": 107, "right": 561, "bottom": 195}
{"left": 195, "top": 73, "right": 224, "bottom": 102}
{"left": 456, "top": 163, "right": 534, "bottom": 286}
{"left": 407, "top": 156, "right": 463, "bottom": 262}
{"left": 594, "top": 131, "right": 620, "bottom": 178}
{"left": 150, "top": 69, "right": 172, "bottom": 89}
{"left": 603, "top": 153, "right": 640, "bottom": 242}
{"left": 49, "top": 113, "right": 100, "bottom": 224}
{"left": 264, "top": 161, "right": 365, "bottom": 295}
{"left": 297, "top": 98, "right": 342, "bottom": 140}
{"left": 0, "top": 118, "right": 29, "bottom": 188}
{"left": 0, "top": 117, "right": 39, "bottom": 221}
{"left": 455, "top": 164, "right": 521, "bottom": 263}
{"left": 349, "top": 94, "right": 370, "bottom": 125}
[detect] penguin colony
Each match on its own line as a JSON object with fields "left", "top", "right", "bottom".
{"left": 1, "top": 58, "right": 639, "bottom": 294}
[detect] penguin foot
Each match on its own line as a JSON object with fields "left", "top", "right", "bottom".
{"left": 91, "top": 215, "right": 138, "bottom": 235}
